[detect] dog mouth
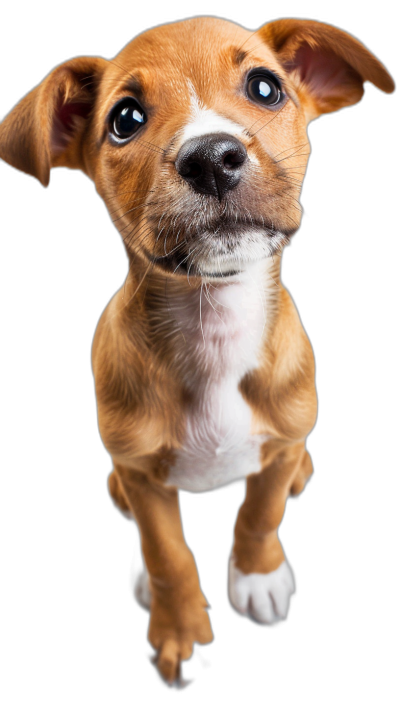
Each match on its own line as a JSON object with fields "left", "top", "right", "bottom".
{"left": 144, "top": 250, "right": 241, "bottom": 278}
{"left": 142, "top": 220, "right": 296, "bottom": 278}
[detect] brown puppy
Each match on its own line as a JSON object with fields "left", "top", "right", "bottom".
{"left": 0, "top": 17, "right": 394, "bottom": 684}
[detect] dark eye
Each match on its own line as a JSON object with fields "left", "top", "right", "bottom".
{"left": 110, "top": 98, "right": 146, "bottom": 140}
{"left": 247, "top": 71, "right": 282, "bottom": 107}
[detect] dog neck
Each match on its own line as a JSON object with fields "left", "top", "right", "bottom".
{"left": 127, "top": 256, "right": 280, "bottom": 387}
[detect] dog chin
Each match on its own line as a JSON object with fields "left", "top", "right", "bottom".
{"left": 144, "top": 227, "right": 288, "bottom": 279}
{"left": 193, "top": 228, "right": 287, "bottom": 279}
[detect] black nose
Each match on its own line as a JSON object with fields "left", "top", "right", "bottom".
{"left": 175, "top": 133, "right": 247, "bottom": 199}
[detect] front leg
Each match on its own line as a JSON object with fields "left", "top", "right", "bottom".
{"left": 115, "top": 464, "right": 213, "bottom": 683}
{"left": 229, "top": 441, "right": 312, "bottom": 624}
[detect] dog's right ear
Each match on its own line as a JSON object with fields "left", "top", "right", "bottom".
{"left": 0, "top": 56, "right": 107, "bottom": 186}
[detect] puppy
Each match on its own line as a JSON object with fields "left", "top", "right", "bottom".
{"left": 0, "top": 17, "right": 394, "bottom": 684}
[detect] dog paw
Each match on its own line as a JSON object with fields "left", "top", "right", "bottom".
{"left": 228, "top": 558, "right": 295, "bottom": 624}
{"left": 150, "top": 599, "right": 213, "bottom": 684}
{"left": 135, "top": 567, "right": 152, "bottom": 610}
{"left": 153, "top": 638, "right": 191, "bottom": 685}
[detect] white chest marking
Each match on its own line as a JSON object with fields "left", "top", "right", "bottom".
{"left": 165, "top": 263, "right": 272, "bottom": 492}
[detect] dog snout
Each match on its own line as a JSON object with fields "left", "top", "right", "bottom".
{"left": 175, "top": 133, "right": 247, "bottom": 200}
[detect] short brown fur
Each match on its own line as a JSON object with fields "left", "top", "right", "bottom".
{"left": 0, "top": 17, "right": 394, "bottom": 684}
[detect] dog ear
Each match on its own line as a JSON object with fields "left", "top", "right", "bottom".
{"left": 0, "top": 56, "right": 107, "bottom": 186}
{"left": 259, "top": 19, "right": 394, "bottom": 119}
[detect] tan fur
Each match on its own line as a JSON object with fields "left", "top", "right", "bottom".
{"left": 0, "top": 17, "right": 394, "bottom": 684}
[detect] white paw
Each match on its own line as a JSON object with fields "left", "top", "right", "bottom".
{"left": 228, "top": 558, "right": 295, "bottom": 624}
{"left": 135, "top": 566, "right": 152, "bottom": 610}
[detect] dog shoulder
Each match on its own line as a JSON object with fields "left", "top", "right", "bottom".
{"left": 242, "top": 287, "right": 317, "bottom": 441}
{"left": 92, "top": 287, "right": 184, "bottom": 466}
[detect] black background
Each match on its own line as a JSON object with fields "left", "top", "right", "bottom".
{"left": 0, "top": 2, "right": 398, "bottom": 711}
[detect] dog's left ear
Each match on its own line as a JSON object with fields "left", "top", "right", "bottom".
{"left": 0, "top": 56, "right": 107, "bottom": 186}
{"left": 259, "top": 19, "right": 394, "bottom": 120}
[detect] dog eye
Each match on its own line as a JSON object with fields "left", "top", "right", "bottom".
{"left": 247, "top": 71, "right": 282, "bottom": 107}
{"left": 110, "top": 98, "right": 146, "bottom": 139}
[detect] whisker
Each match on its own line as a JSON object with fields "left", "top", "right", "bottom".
{"left": 123, "top": 217, "right": 154, "bottom": 251}
{"left": 127, "top": 137, "right": 164, "bottom": 155}
{"left": 272, "top": 142, "right": 309, "bottom": 160}
{"left": 161, "top": 238, "right": 189, "bottom": 259}
{"left": 199, "top": 284, "right": 206, "bottom": 351}
{"left": 250, "top": 102, "right": 288, "bottom": 137}
{"left": 123, "top": 260, "right": 154, "bottom": 310}
{"left": 112, "top": 200, "right": 160, "bottom": 223}
{"left": 204, "top": 285, "right": 226, "bottom": 325}
{"left": 102, "top": 188, "right": 157, "bottom": 200}
{"left": 108, "top": 196, "right": 157, "bottom": 215}
{"left": 274, "top": 152, "right": 310, "bottom": 164}
{"left": 139, "top": 259, "right": 157, "bottom": 309}
{"left": 106, "top": 57, "right": 136, "bottom": 81}
{"left": 235, "top": 29, "right": 259, "bottom": 54}
{"left": 187, "top": 247, "right": 202, "bottom": 286}
{"left": 173, "top": 246, "right": 196, "bottom": 275}
{"left": 124, "top": 221, "right": 152, "bottom": 249}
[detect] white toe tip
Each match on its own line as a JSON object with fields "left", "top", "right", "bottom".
{"left": 135, "top": 568, "right": 152, "bottom": 610}
{"left": 228, "top": 558, "right": 295, "bottom": 625}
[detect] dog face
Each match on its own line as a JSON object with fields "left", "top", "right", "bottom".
{"left": 94, "top": 19, "right": 307, "bottom": 279}
{"left": 0, "top": 18, "right": 394, "bottom": 279}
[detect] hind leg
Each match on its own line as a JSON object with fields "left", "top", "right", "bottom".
{"left": 290, "top": 449, "right": 313, "bottom": 496}
{"left": 108, "top": 471, "right": 154, "bottom": 610}
{"left": 108, "top": 470, "right": 133, "bottom": 518}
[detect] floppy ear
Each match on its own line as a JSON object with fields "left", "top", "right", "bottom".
{"left": 258, "top": 19, "right": 394, "bottom": 119}
{"left": 0, "top": 56, "right": 107, "bottom": 186}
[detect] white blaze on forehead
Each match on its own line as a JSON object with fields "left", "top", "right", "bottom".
{"left": 178, "top": 81, "right": 248, "bottom": 146}
{"left": 180, "top": 108, "right": 246, "bottom": 143}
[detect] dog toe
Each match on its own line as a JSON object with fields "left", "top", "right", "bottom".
{"left": 229, "top": 558, "right": 295, "bottom": 624}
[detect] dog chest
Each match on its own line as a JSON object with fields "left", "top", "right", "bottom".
{"left": 166, "top": 377, "right": 266, "bottom": 491}
{"left": 163, "top": 263, "right": 271, "bottom": 492}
